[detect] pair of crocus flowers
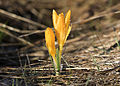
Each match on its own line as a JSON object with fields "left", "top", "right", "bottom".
{"left": 45, "top": 10, "right": 71, "bottom": 74}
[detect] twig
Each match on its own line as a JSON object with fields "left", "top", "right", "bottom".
{"left": 0, "top": 43, "right": 24, "bottom": 46}
{"left": 0, "top": 23, "right": 44, "bottom": 34}
{"left": 72, "top": 10, "right": 120, "bottom": 25}
{"left": 19, "top": 30, "right": 45, "bottom": 37}
{"left": 0, "top": 9, "right": 47, "bottom": 28}
{"left": 0, "top": 28, "right": 34, "bottom": 46}
{"left": 2, "top": 66, "right": 97, "bottom": 71}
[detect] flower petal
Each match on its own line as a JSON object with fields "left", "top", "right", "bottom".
{"left": 45, "top": 27, "right": 56, "bottom": 64}
{"left": 53, "top": 10, "right": 58, "bottom": 29}
{"left": 65, "top": 10, "right": 71, "bottom": 29}
{"left": 56, "top": 13, "right": 65, "bottom": 46}
{"left": 64, "top": 25, "right": 72, "bottom": 44}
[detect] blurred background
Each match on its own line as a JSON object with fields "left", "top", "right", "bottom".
{"left": 0, "top": 0, "right": 120, "bottom": 65}
{"left": 0, "top": 0, "right": 119, "bottom": 41}
{"left": 0, "top": 0, "right": 119, "bottom": 66}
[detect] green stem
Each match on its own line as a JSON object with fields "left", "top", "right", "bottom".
{"left": 59, "top": 46, "right": 63, "bottom": 65}
{"left": 56, "top": 48, "right": 60, "bottom": 75}
{"left": 50, "top": 55, "right": 59, "bottom": 76}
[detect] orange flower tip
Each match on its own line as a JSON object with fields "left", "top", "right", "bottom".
{"left": 53, "top": 9, "right": 55, "bottom": 12}
{"left": 45, "top": 27, "right": 50, "bottom": 32}
{"left": 66, "top": 10, "right": 71, "bottom": 15}
{"left": 45, "top": 27, "right": 53, "bottom": 38}
{"left": 59, "top": 13, "right": 64, "bottom": 18}
{"left": 53, "top": 9, "right": 57, "bottom": 15}
{"left": 68, "top": 10, "right": 71, "bottom": 13}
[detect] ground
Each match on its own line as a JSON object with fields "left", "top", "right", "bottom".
{"left": 0, "top": 0, "right": 120, "bottom": 86}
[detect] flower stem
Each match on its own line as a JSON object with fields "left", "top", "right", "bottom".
{"left": 59, "top": 46, "right": 63, "bottom": 65}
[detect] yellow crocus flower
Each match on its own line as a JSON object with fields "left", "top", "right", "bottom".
{"left": 45, "top": 27, "right": 57, "bottom": 68}
{"left": 45, "top": 10, "right": 71, "bottom": 75}
{"left": 53, "top": 10, "right": 72, "bottom": 63}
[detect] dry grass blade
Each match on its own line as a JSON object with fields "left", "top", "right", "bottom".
{"left": 0, "top": 23, "right": 36, "bottom": 33}
{"left": 0, "top": 28, "right": 34, "bottom": 46}
{"left": 19, "top": 30, "right": 45, "bottom": 37}
{"left": 72, "top": 10, "right": 120, "bottom": 24}
{"left": 1, "top": 66, "right": 97, "bottom": 71}
{"left": 0, "top": 43, "right": 24, "bottom": 46}
{"left": 0, "top": 74, "right": 69, "bottom": 79}
{"left": 0, "top": 9, "right": 47, "bottom": 28}
{"left": 0, "top": 75, "right": 22, "bottom": 79}
{"left": 0, "top": 23, "right": 45, "bottom": 35}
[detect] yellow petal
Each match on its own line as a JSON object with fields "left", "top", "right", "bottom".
{"left": 65, "top": 10, "right": 71, "bottom": 29}
{"left": 45, "top": 27, "right": 57, "bottom": 64}
{"left": 53, "top": 10, "right": 58, "bottom": 29}
{"left": 64, "top": 25, "right": 72, "bottom": 44}
{"left": 56, "top": 13, "right": 66, "bottom": 47}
